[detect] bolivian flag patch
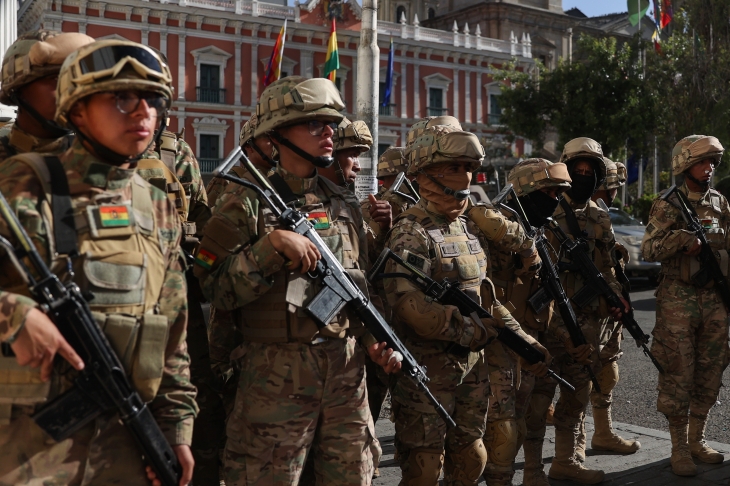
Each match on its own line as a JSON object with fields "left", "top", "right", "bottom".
{"left": 99, "top": 205, "right": 130, "bottom": 227}
{"left": 307, "top": 211, "right": 330, "bottom": 229}
{"left": 195, "top": 248, "right": 217, "bottom": 270}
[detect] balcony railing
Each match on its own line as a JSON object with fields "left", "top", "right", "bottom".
{"left": 196, "top": 87, "right": 227, "bottom": 104}
{"left": 379, "top": 103, "right": 397, "bottom": 117}
{"left": 488, "top": 113, "right": 502, "bottom": 125}
{"left": 199, "top": 158, "right": 222, "bottom": 173}
{"left": 427, "top": 106, "right": 448, "bottom": 116}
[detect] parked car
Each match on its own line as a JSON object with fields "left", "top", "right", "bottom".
{"left": 609, "top": 207, "right": 661, "bottom": 286}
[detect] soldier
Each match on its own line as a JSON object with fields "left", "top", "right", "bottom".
{"left": 206, "top": 113, "right": 277, "bottom": 208}
{"left": 478, "top": 158, "right": 572, "bottom": 486}
{"left": 406, "top": 115, "right": 463, "bottom": 148}
{"left": 524, "top": 137, "right": 628, "bottom": 485}
{"left": 642, "top": 135, "right": 730, "bottom": 477}
{"left": 0, "top": 30, "right": 95, "bottom": 162}
{"left": 193, "top": 76, "right": 399, "bottom": 486}
{"left": 383, "top": 125, "right": 550, "bottom": 485}
{"left": 0, "top": 39, "right": 197, "bottom": 485}
{"left": 319, "top": 117, "right": 371, "bottom": 191}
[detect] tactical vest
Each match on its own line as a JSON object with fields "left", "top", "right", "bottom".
{"left": 226, "top": 174, "right": 365, "bottom": 343}
{"left": 205, "top": 165, "right": 248, "bottom": 209}
{"left": 0, "top": 154, "right": 173, "bottom": 415}
{"left": 661, "top": 188, "right": 730, "bottom": 285}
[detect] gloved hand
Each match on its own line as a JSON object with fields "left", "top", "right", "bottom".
{"left": 521, "top": 341, "right": 552, "bottom": 378}
{"left": 461, "top": 314, "right": 500, "bottom": 351}
{"left": 567, "top": 342, "right": 594, "bottom": 365}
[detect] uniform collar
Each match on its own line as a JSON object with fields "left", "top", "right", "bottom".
{"left": 61, "top": 139, "right": 138, "bottom": 192}
{"left": 8, "top": 124, "right": 69, "bottom": 154}
{"left": 562, "top": 192, "right": 588, "bottom": 211}
{"left": 276, "top": 165, "right": 318, "bottom": 196}
{"left": 680, "top": 182, "right": 709, "bottom": 203}
{"left": 418, "top": 199, "right": 459, "bottom": 226}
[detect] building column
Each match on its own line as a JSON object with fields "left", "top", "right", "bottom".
{"left": 178, "top": 34, "right": 186, "bottom": 101}
{"left": 399, "top": 46, "right": 407, "bottom": 119}
{"left": 160, "top": 31, "right": 168, "bottom": 60}
{"left": 476, "top": 72, "right": 483, "bottom": 125}
{"left": 452, "top": 66, "right": 459, "bottom": 120}
{"left": 250, "top": 41, "right": 259, "bottom": 106}
{"left": 464, "top": 68, "right": 471, "bottom": 124}
{"left": 234, "top": 40, "right": 242, "bottom": 106}
{"left": 0, "top": 0, "right": 18, "bottom": 118}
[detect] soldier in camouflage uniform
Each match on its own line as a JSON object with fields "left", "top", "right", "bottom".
{"left": 0, "top": 30, "right": 95, "bottom": 162}
{"left": 475, "top": 158, "right": 572, "bottom": 486}
{"left": 206, "top": 113, "right": 277, "bottom": 208}
{"left": 193, "top": 76, "right": 399, "bottom": 486}
{"left": 642, "top": 135, "right": 730, "bottom": 477}
{"left": 0, "top": 39, "right": 197, "bottom": 485}
{"left": 383, "top": 125, "right": 550, "bottom": 485}
{"left": 524, "top": 138, "right": 628, "bottom": 486}
{"left": 319, "top": 117, "right": 371, "bottom": 191}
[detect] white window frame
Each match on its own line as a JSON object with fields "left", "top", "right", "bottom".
{"left": 190, "top": 46, "right": 233, "bottom": 91}
{"left": 192, "top": 116, "right": 230, "bottom": 161}
{"left": 423, "top": 72, "right": 452, "bottom": 115}
{"left": 485, "top": 81, "right": 503, "bottom": 126}
{"left": 259, "top": 55, "right": 299, "bottom": 80}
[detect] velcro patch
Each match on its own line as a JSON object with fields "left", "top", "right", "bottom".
{"left": 99, "top": 205, "right": 130, "bottom": 227}
{"left": 307, "top": 211, "right": 330, "bottom": 229}
{"left": 195, "top": 248, "right": 217, "bottom": 270}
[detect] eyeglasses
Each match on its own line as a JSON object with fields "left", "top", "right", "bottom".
{"left": 107, "top": 90, "right": 170, "bottom": 115}
{"left": 306, "top": 120, "right": 338, "bottom": 136}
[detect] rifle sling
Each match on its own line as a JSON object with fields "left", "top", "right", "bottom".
{"left": 44, "top": 156, "right": 79, "bottom": 256}
{"left": 559, "top": 198, "right": 585, "bottom": 240}
{"left": 268, "top": 172, "right": 299, "bottom": 206}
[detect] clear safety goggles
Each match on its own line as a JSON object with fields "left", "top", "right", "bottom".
{"left": 71, "top": 45, "right": 171, "bottom": 86}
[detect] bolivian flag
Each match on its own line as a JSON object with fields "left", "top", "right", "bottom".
{"left": 263, "top": 19, "right": 287, "bottom": 88}
{"left": 324, "top": 17, "right": 339, "bottom": 83}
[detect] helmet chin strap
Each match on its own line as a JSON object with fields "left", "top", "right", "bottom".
{"left": 247, "top": 139, "right": 277, "bottom": 167}
{"left": 685, "top": 171, "right": 711, "bottom": 191}
{"left": 334, "top": 157, "right": 351, "bottom": 190}
{"left": 269, "top": 130, "right": 334, "bottom": 168}
{"left": 11, "top": 92, "right": 72, "bottom": 138}
{"left": 422, "top": 172, "right": 471, "bottom": 201}
{"left": 70, "top": 114, "right": 166, "bottom": 167}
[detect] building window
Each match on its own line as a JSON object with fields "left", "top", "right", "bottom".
{"left": 489, "top": 94, "right": 502, "bottom": 125}
{"left": 191, "top": 45, "right": 232, "bottom": 105}
{"left": 396, "top": 5, "right": 406, "bottom": 23}
{"left": 379, "top": 82, "right": 395, "bottom": 116}
{"left": 423, "top": 73, "right": 452, "bottom": 117}
{"left": 378, "top": 143, "right": 391, "bottom": 159}
{"left": 428, "top": 8, "right": 436, "bottom": 19}
{"left": 199, "top": 134, "right": 220, "bottom": 172}
{"left": 428, "top": 87, "right": 445, "bottom": 116}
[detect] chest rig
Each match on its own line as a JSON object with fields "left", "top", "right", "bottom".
{"left": 236, "top": 174, "right": 365, "bottom": 344}
{"left": 664, "top": 188, "right": 730, "bottom": 285}
{"left": 0, "top": 154, "right": 172, "bottom": 414}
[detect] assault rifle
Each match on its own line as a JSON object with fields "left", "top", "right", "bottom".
{"left": 663, "top": 185, "right": 730, "bottom": 311}
{"left": 389, "top": 171, "right": 420, "bottom": 205}
{"left": 213, "top": 148, "right": 456, "bottom": 428}
{"left": 491, "top": 184, "right": 602, "bottom": 391}
{"left": 368, "top": 248, "right": 575, "bottom": 392}
{"left": 545, "top": 204, "right": 665, "bottom": 374}
{"left": 0, "top": 194, "right": 181, "bottom": 486}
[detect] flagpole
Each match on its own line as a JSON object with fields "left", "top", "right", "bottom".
{"left": 356, "top": 0, "right": 380, "bottom": 200}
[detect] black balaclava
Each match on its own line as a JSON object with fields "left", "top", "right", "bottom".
{"left": 566, "top": 159, "right": 599, "bottom": 203}
{"left": 512, "top": 190, "right": 561, "bottom": 227}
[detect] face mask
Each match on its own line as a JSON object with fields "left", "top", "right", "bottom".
{"left": 566, "top": 173, "right": 596, "bottom": 203}
{"left": 417, "top": 172, "right": 471, "bottom": 220}
{"left": 514, "top": 191, "right": 560, "bottom": 227}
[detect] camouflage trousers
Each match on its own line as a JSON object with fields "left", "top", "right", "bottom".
{"left": 651, "top": 278, "right": 730, "bottom": 418}
{"left": 223, "top": 336, "right": 377, "bottom": 486}
{"left": 0, "top": 409, "right": 156, "bottom": 485}
{"left": 590, "top": 318, "right": 623, "bottom": 409}
{"left": 391, "top": 341, "right": 489, "bottom": 484}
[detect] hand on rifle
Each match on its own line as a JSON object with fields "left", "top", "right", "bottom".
{"left": 609, "top": 295, "right": 631, "bottom": 320}
{"left": 145, "top": 444, "right": 194, "bottom": 486}
{"left": 466, "top": 314, "right": 500, "bottom": 351}
{"left": 368, "top": 194, "right": 393, "bottom": 231}
{"left": 566, "top": 342, "right": 594, "bottom": 365}
{"left": 521, "top": 341, "right": 552, "bottom": 378}
{"left": 11, "top": 307, "right": 85, "bottom": 381}
{"left": 683, "top": 237, "right": 702, "bottom": 256}
{"left": 368, "top": 342, "right": 403, "bottom": 374}
{"left": 269, "top": 229, "right": 321, "bottom": 273}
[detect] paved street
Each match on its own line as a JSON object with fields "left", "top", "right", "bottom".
{"left": 372, "top": 281, "right": 730, "bottom": 484}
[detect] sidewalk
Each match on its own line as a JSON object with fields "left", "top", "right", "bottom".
{"left": 373, "top": 417, "right": 730, "bottom": 485}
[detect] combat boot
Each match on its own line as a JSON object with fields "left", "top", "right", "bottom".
{"left": 668, "top": 419, "right": 697, "bottom": 477}
{"left": 689, "top": 414, "right": 724, "bottom": 464}
{"left": 591, "top": 406, "right": 641, "bottom": 454}
{"left": 522, "top": 438, "right": 550, "bottom": 486}
{"left": 576, "top": 416, "right": 586, "bottom": 462}
{"left": 548, "top": 426, "right": 605, "bottom": 484}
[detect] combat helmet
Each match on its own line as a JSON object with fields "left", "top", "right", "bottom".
{"left": 559, "top": 137, "right": 607, "bottom": 189}
{"left": 406, "top": 125, "right": 484, "bottom": 176}
{"left": 616, "top": 161, "right": 627, "bottom": 186}
{"left": 406, "top": 116, "right": 462, "bottom": 148}
{"left": 240, "top": 114, "right": 258, "bottom": 147}
{"left": 333, "top": 117, "right": 373, "bottom": 153}
{"left": 671, "top": 135, "right": 724, "bottom": 175}
{"left": 1, "top": 30, "right": 95, "bottom": 105}
{"left": 599, "top": 158, "right": 622, "bottom": 191}
{"left": 508, "top": 158, "right": 571, "bottom": 197}
{"left": 377, "top": 147, "right": 407, "bottom": 179}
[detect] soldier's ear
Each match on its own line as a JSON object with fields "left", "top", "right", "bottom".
{"left": 68, "top": 99, "right": 88, "bottom": 127}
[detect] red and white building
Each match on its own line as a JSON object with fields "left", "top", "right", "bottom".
{"left": 7, "top": 0, "right": 542, "bottom": 172}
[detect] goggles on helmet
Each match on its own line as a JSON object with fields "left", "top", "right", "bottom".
{"left": 73, "top": 45, "right": 169, "bottom": 85}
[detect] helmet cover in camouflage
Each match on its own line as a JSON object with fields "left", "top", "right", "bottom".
{"left": 599, "top": 157, "right": 622, "bottom": 190}
{"left": 508, "top": 158, "right": 571, "bottom": 197}
{"left": 377, "top": 147, "right": 407, "bottom": 178}
{"left": 333, "top": 117, "right": 373, "bottom": 153}
{"left": 55, "top": 40, "right": 174, "bottom": 127}
{"left": 558, "top": 137, "right": 607, "bottom": 187}
{"left": 615, "top": 161, "right": 627, "bottom": 186}
{"left": 671, "top": 135, "right": 725, "bottom": 175}
{"left": 406, "top": 115, "right": 463, "bottom": 148}
{"left": 1, "top": 30, "right": 95, "bottom": 105}
{"left": 254, "top": 76, "right": 345, "bottom": 137}
{"left": 406, "top": 125, "right": 484, "bottom": 175}
{"left": 239, "top": 114, "right": 258, "bottom": 147}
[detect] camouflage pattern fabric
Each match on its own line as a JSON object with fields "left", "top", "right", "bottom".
{"left": 642, "top": 183, "right": 730, "bottom": 418}
{"left": 0, "top": 123, "right": 71, "bottom": 163}
{"left": 0, "top": 140, "right": 197, "bottom": 484}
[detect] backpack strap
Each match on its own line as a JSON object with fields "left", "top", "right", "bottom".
{"left": 559, "top": 198, "right": 586, "bottom": 240}
{"left": 43, "top": 156, "right": 78, "bottom": 256}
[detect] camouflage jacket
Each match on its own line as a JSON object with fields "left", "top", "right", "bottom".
{"left": 0, "top": 140, "right": 198, "bottom": 446}
{"left": 361, "top": 184, "right": 417, "bottom": 261}
{"left": 205, "top": 163, "right": 275, "bottom": 210}
{"left": 0, "top": 123, "right": 72, "bottom": 164}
